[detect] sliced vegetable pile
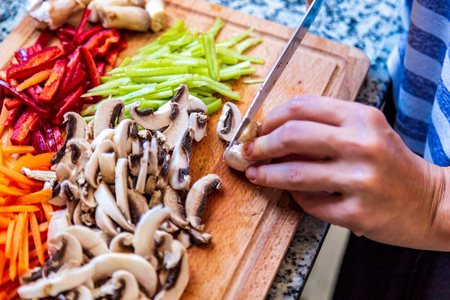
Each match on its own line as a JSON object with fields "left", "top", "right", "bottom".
{"left": 0, "top": 8, "right": 127, "bottom": 153}
{"left": 81, "top": 18, "right": 264, "bottom": 119}
{"left": 0, "top": 148, "right": 55, "bottom": 300}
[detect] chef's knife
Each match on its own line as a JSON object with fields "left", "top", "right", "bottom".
{"left": 226, "top": 0, "right": 325, "bottom": 150}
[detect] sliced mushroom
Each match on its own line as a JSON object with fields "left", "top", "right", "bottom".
{"left": 115, "top": 158, "right": 131, "bottom": 222}
{"left": 18, "top": 264, "right": 95, "bottom": 299}
{"left": 135, "top": 141, "right": 150, "bottom": 193}
{"left": 94, "top": 182, "right": 134, "bottom": 232}
{"left": 51, "top": 112, "right": 86, "bottom": 165}
{"left": 113, "top": 119, "right": 133, "bottom": 158}
{"left": 65, "top": 285, "right": 93, "bottom": 300}
{"left": 154, "top": 242, "right": 189, "bottom": 300}
{"left": 162, "top": 239, "right": 184, "bottom": 270}
{"left": 189, "top": 228, "right": 213, "bottom": 246}
{"left": 148, "top": 189, "right": 163, "bottom": 208}
{"left": 128, "top": 153, "right": 143, "bottom": 177}
{"left": 216, "top": 102, "right": 241, "bottom": 142}
{"left": 163, "top": 186, "right": 189, "bottom": 228}
{"left": 159, "top": 220, "right": 180, "bottom": 234}
{"left": 187, "top": 94, "right": 208, "bottom": 114}
{"left": 128, "top": 101, "right": 172, "bottom": 130}
{"left": 223, "top": 143, "right": 257, "bottom": 172}
{"left": 85, "top": 140, "right": 116, "bottom": 188}
{"left": 55, "top": 163, "right": 74, "bottom": 183}
{"left": 145, "top": 175, "right": 157, "bottom": 196}
{"left": 46, "top": 232, "right": 84, "bottom": 272}
{"left": 86, "top": 119, "right": 95, "bottom": 141}
{"left": 60, "top": 180, "right": 80, "bottom": 201}
{"left": 21, "top": 167, "right": 56, "bottom": 182}
{"left": 177, "top": 230, "right": 192, "bottom": 249}
{"left": 109, "top": 232, "right": 134, "bottom": 253}
{"left": 80, "top": 184, "right": 96, "bottom": 208}
{"left": 189, "top": 112, "right": 207, "bottom": 142}
{"left": 162, "top": 104, "right": 189, "bottom": 150}
{"left": 127, "top": 189, "right": 149, "bottom": 225}
{"left": 90, "top": 128, "right": 115, "bottom": 151}
{"left": 93, "top": 99, "right": 125, "bottom": 138}
{"left": 90, "top": 253, "right": 157, "bottom": 298}
{"left": 48, "top": 210, "right": 72, "bottom": 256}
{"left": 238, "top": 121, "right": 260, "bottom": 143}
{"left": 95, "top": 206, "right": 120, "bottom": 237}
{"left": 148, "top": 136, "right": 159, "bottom": 176}
{"left": 79, "top": 203, "right": 96, "bottom": 227}
{"left": 133, "top": 205, "right": 171, "bottom": 268}
{"left": 95, "top": 270, "right": 139, "bottom": 300}
{"left": 186, "top": 174, "right": 222, "bottom": 231}
{"left": 168, "top": 128, "right": 192, "bottom": 190}
{"left": 99, "top": 151, "right": 116, "bottom": 184}
{"left": 67, "top": 138, "right": 92, "bottom": 169}
{"left": 156, "top": 153, "right": 170, "bottom": 190}
{"left": 65, "top": 226, "right": 109, "bottom": 258}
{"left": 73, "top": 202, "right": 83, "bottom": 226}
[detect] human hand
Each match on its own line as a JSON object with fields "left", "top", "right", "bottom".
{"left": 242, "top": 95, "right": 450, "bottom": 250}
{"left": 306, "top": 0, "right": 313, "bottom": 10}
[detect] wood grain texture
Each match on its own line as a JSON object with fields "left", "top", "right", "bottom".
{"left": 0, "top": 0, "right": 370, "bottom": 299}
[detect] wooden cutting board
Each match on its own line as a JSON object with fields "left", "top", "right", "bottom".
{"left": 0, "top": 0, "right": 370, "bottom": 299}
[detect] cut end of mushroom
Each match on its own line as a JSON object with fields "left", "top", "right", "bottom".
{"left": 216, "top": 102, "right": 242, "bottom": 142}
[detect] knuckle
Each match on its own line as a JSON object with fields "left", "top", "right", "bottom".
{"left": 278, "top": 121, "right": 300, "bottom": 147}
{"left": 287, "top": 95, "right": 309, "bottom": 115}
{"left": 285, "top": 167, "right": 303, "bottom": 186}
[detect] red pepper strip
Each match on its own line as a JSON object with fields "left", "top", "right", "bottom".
{"left": 11, "top": 108, "right": 39, "bottom": 145}
{"left": 74, "top": 9, "right": 92, "bottom": 40}
{"left": 58, "top": 28, "right": 76, "bottom": 38}
{"left": 34, "top": 84, "right": 43, "bottom": 94}
{"left": 30, "top": 117, "right": 46, "bottom": 131}
{"left": 7, "top": 46, "right": 62, "bottom": 79}
{"left": 55, "top": 85, "right": 84, "bottom": 121}
{"left": 5, "top": 99, "right": 22, "bottom": 111}
{"left": 31, "top": 130, "right": 50, "bottom": 154}
{"left": 80, "top": 47, "right": 100, "bottom": 89}
{"left": 9, "top": 79, "right": 18, "bottom": 89}
{"left": 97, "top": 62, "right": 106, "bottom": 76}
{"left": 38, "top": 59, "right": 66, "bottom": 104}
{"left": 3, "top": 106, "right": 24, "bottom": 127}
{"left": 35, "top": 29, "right": 53, "bottom": 49}
{"left": 22, "top": 132, "right": 32, "bottom": 145}
{"left": 15, "top": 49, "right": 28, "bottom": 64}
{"left": 0, "top": 80, "right": 48, "bottom": 116}
{"left": 43, "top": 124, "right": 57, "bottom": 152}
{"left": 57, "top": 31, "right": 75, "bottom": 54}
{"left": 104, "top": 36, "right": 127, "bottom": 66}
{"left": 73, "top": 24, "right": 103, "bottom": 46}
{"left": 52, "top": 126, "right": 63, "bottom": 149}
{"left": 83, "top": 29, "right": 119, "bottom": 58}
{"left": 26, "top": 44, "right": 43, "bottom": 57}
{"left": 62, "top": 23, "right": 77, "bottom": 31}
{"left": 58, "top": 49, "right": 81, "bottom": 94}
{"left": 52, "top": 70, "right": 86, "bottom": 105}
{"left": 83, "top": 96, "right": 96, "bottom": 103}
{"left": 26, "top": 86, "right": 39, "bottom": 101}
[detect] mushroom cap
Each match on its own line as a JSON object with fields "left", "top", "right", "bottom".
{"left": 109, "top": 232, "right": 134, "bottom": 253}
{"left": 223, "top": 143, "right": 257, "bottom": 172}
{"left": 162, "top": 104, "right": 189, "bottom": 150}
{"left": 163, "top": 186, "right": 189, "bottom": 228}
{"left": 17, "top": 264, "right": 95, "bottom": 299}
{"left": 66, "top": 285, "right": 93, "bottom": 300}
{"left": 129, "top": 101, "right": 172, "bottom": 130}
{"left": 48, "top": 210, "right": 71, "bottom": 256}
{"left": 51, "top": 112, "right": 86, "bottom": 165}
{"left": 94, "top": 99, "right": 125, "bottom": 138}
{"left": 65, "top": 225, "right": 109, "bottom": 258}
{"left": 113, "top": 119, "right": 134, "bottom": 158}
{"left": 216, "top": 102, "right": 242, "bottom": 142}
{"left": 110, "top": 270, "right": 140, "bottom": 300}
{"left": 185, "top": 174, "right": 222, "bottom": 231}
{"left": 90, "top": 253, "right": 158, "bottom": 298}
{"left": 52, "top": 232, "right": 84, "bottom": 268}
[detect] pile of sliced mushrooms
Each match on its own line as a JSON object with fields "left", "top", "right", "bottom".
{"left": 17, "top": 85, "right": 222, "bottom": 299}
{"left": 31, "top": 0, "right": 167, "bottom": 33}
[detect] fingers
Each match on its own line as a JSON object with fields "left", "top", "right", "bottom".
{"left": 243, "top": 120, "right": 340, "bottom": 161}
{"left": 306, "top": 0, "right": 313, "bottom": 10}
{"left": 245, "top": 161, "right": 344, "bottom": 192}
{"left": 260, "top": 95, "right": 351, "bottom": 135}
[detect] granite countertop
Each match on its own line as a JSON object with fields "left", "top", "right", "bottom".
{"left": 0, "top": 0, "right": 402, "bottom": 299}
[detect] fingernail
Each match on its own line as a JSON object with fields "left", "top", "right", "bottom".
{"left": 242, "top": 141, "right": 254, "bottom": 157}
{"left": 246, "top": 167, "right": 257, "bottom": 181}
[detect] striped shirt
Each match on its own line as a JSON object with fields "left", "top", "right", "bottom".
{"left": 387, "top": 0, "right": 450, "bottom": 166}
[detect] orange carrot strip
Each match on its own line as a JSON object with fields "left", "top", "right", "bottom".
{"left": 2, "top": 155, "right": 17, "bottom": 170}
{"left": 41, "top": 203, "right": 54, "bottom": 221}
{"left": 16, "top": 69, "right": 52, "bottom": 92}
{"left": 0, "top": 250, "right": 5, "bottom": 285}
{"left": 4, "top": 216, "right": 16, "bottom": 259}
{"left": 1, "top": 146, "right": 36, "bottom": 155}
{"left": 0, "top": 224, "right": 47, "bottom": 244}
{"left": 29, "top": 212, "right": 44, "bottom": 266}
{"left": 0, "top": 216, "right": 10, "bottom": 228}
{"left": 12, "top": 189, "right": 52, "bottom": 206}
{"left": 0, "top": 147, "right": 4, "bottom": 167}
{"left": 0, "top": 206, "right": 40, "bottom": 213}
{"left": 5, "top": 286, "right": 18, "bottom": 300}
{"left": 12, "top": 152, "right": 55, "bottom": 173}
{"left": 0, "top": 291, "right": 6, "bottom": 299}
{"left": 18, "top": 213, "right": 29, "bottom": 275}
{"left": 10, "top": 213, "right": 25, "bottom": 281}
{"left": 0, "top": 165, "right": 40, "bottom": 188}
{"left": 0, "top": 185, "right": 28, "bottom": 197}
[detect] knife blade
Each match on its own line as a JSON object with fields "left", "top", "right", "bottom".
{"left": 226, "top": 0, "right": 325, "bottom": 150}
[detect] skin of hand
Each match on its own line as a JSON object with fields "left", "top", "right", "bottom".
{"left": 241, "top": 95, "right": 450, "bottom": 251}
{"left": 306, "top": 0, "right": 313, "bottom": 9}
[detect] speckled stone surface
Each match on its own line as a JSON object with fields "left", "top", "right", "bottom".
{"left": 0, "top": 0, "right": 403, "bottom": 299}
